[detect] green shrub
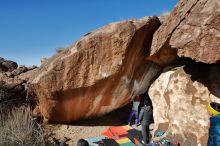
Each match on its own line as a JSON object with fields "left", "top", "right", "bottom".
{"left": 56, "top": 47, "right": 66, "bottom": 53}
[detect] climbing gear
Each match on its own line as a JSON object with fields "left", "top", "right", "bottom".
{"left": 208, "top": 102, "right": 220, "bottom": 116}
{"left": 161, "top": 138, "right": 169, "bottom": 145}
{"left": 207, "top": 115, "right": 220, "bottom": 146}
{"left": 173, "top": 140, "right": 179, "bottom": 146}
{"left": 155, "top": 131, "right": 164, "bottom": 137}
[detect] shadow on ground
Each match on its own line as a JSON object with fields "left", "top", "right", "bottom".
{"left": 69, "top": 104, "right": 132, "bottom": 126}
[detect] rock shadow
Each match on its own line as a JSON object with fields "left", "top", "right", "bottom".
{"left": 69, "top": 104, "right": 132, "bottom": 126}
{"left": 161, "top": 57, "right": 220, "bottom": 98}
{"left": 69, "top": 92, "right": 154, "bottom": 126}
{"left": 183, "top": 58, "right": 220, "bottom": 98}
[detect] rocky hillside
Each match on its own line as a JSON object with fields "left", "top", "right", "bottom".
{"left": 1, "top": 0, "right": 219, "bottom": 145}
{"left": 0, "top": 57, "right": 38, "bottom": 106}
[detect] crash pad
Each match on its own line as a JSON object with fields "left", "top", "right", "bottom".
{"left": 115, "top": 137, "right": 136, "bottom": 146}
{"left": 86, "top": 136, "right": 107, "bottom": 144}
{"left": 101, "top": 126, "right": 143, "bottom": 146}
{"left": 102, "top": 139, "right": 119, "bottom": 146}
{"left": 102, "top": 126, "right": 128, "bottom": 138}
{"left": 126, "top": 129, "right": 142, "bottom": 146}
{"left": 110, "top": 126, "right": 128, "bottom": 137}
{"left": 102, "top": 130, "right": 115, "bottom": 139}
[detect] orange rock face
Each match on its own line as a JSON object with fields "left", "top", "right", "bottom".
{"left": 30, "top": 17, "right": 161, "bottom": 123}
{"left": 150, "top": 0, "right": 220, "bottom": 64}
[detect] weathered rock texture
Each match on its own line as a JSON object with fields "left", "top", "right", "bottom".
{"left": 147, "top": 1, "right": 220, "bottom": 145}
{"left": 149, "top": 62, "right": 220, "bottom": 146}
{"left": 0, "top": 57, "right": 18, "bottom": 72}
{"left": 0, "top": 73, "right": 26, "bottom": 102}
{"left": 30, "top": 17, "right": 161, "bottom": 123}
{"left": 0, "top": 58, "right": 38, "bottom": 103}
{"left": 149, "top": 0, "right": 220, "bottom": 64}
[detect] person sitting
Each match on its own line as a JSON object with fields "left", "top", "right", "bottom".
{"left": 128, "top": 95, "right": 140, "bottom": 126}
{"left": 77, "top": 139, "right": 89, "bottom": 146}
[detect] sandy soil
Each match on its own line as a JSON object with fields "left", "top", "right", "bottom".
{"left": 44, "top": 106, "right": 134, "bottom": 145}
{"left": 45, "top": 124, "right": 109, "bottom": 145}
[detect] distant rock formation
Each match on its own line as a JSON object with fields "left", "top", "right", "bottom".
{"left": 29, "top": 17, "right": 161, "bottom": 123}
{"left": 0, "top": 58, "right": 38, "bottom": 104}
{"left": 0, "top": 57, "right": 18, "bottom": 72}
{"left": 0, "top": 73, "right": 26, "bottom": 102}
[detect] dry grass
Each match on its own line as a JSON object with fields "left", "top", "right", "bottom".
{"left": 0, "top": 105, "right": 49, "bottom": 146}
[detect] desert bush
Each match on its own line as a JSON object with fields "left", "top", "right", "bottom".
{"left": 56, "top": 47, "right": 66, "bottom": 53}
{"left": 0, "top": 105, "right": 49, "bottom": 146}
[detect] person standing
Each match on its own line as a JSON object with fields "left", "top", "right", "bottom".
{"left": 128, "top": 95, "right": 140, "bottom": 126}
{"left": 139, "top": 100, "right": 153, "bottom": 145}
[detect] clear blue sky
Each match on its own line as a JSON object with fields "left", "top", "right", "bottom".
{"left": 0, "top": 0, "right": 177, "bottom": 66}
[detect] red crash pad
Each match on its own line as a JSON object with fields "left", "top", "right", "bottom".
{"left": 102, "top": 130, "right": 115, "bottom": 139}
{"left": 102, "top": 126, "right": 130, "bottom": 139}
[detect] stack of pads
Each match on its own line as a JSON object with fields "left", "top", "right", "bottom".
{"left": 86, "top": 126, "right": 180, "bottom": 146}
{"left": 86, "top": 125, "right": 143, "bottom": 146}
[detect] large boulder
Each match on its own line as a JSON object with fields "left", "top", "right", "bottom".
{"left": 0, "top": 57, "right": 18, "bottom": 72}
{"left": 30, "top": 17, "right": 161, "bottom": 123}
{"left": 149, "top": 62, "right": 220, "bottom": 146}
{"left": 149, "top": 0, "right": 220, "bottom": 64}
